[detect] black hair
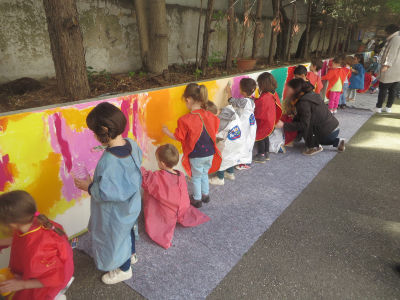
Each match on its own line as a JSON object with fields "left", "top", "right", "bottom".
{"left": 239, "top": 78, "right": 257, "bottom": 96}
{"left": 355, "top": 53, "right": 365, "bottom": 67}
{"left": 293, "top": 65, "right": 308, "bottom": 76}
{"left": 287, "top": 78, "right": 314, "bottom": 99}
{"left": 311, "top": 58, "right": 323, "bottom": 71}
{"left": 86, "top": 102, "right": 127, "bottom": 144}
{"left": 385, "top": 24, "right": 399, "bottom": 35}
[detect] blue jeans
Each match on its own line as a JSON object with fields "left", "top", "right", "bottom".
{"left": 339, "top": 82, "right": 349, "bottom": 105}
{"left": 119, "top": 230, "right": 136, "bottom": 271}
{"left": 190, "top": 156, "right": 213, "bottom": 200}
{"left": 319, "top": 128, "right": 340, "bottom": 147}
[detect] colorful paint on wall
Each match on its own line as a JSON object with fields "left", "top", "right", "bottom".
{"left": 0, "top": 55, "right": 359, "bottom": 243}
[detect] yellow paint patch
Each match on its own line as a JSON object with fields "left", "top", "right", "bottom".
{"left": 60, "top": 107, "right": 93, "bottom": 132}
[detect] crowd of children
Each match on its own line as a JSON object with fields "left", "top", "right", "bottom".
{"left": 0, "top": 55, "right": 370, "bottom": 298}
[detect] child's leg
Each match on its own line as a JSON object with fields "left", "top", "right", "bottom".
{"left": 264, "top": 136, "right": 270, "bottom": 155}
{"left": 216, "top": 170, "right": 225, "bottom": 179}
{"left": 226, "top": 166, "right": 235, "bottom": 174}
{"left": 256, "top": 138, "right": 266, "bottom": 154}
{"left": 334, "top": 92, "right": 340, "bottom": 109}
{"left": 131, "top": 229, "right": 136, "bottom": 255}
{"left": 189, "top": 158, "right": 204, "bottom": 201}
{"left": 200, "top": 156, "right": 214, "bottom": 197}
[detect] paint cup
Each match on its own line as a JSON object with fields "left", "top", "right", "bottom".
{"left": 71, "top": 162, "right": 90, "bottom": 180}
{"left": 0, "top": 268, "right": 14, "bottom": 296}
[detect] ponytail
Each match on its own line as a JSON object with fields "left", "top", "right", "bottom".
{"left": 36, "top": 213, "right": 66, "bottom": 236}
{"left": 183, "top": 83, "right": 209, "bottom": 109}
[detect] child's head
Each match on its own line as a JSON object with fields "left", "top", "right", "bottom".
{"left": 0, "top": 191, "right": 65, "bottom": 236}
{"left": 182, "top": 83, "right": 208, "bottom": 110}
{"left": 354, "top": 53, "right": 365, "bottom": 66}
{"left": 345, "top": 55, "right": 355, "bottom": 66}
{"left": 385, "top": 24, "right": 399, "bottom": 36}
{"left": 310, "top": 58, "right": 323, "bottom": 72}
{"left": 257, "top": 72, "right": 277, "bottom": 94}
{"left": 156, "top": 144, "right": 180, "bottom": 170}
{"left": 286, "top": 78, "right": 314, "bottom": 100}
{"left": 332, "top": 57, "right": 342, "bottom": 68}
{"left": 239, "top": 78, "right": 257, "bottom": 97}
{"left": 293, "top": 65, "right": 308, "bottom": 81}
{"left": 86, "top": 102, "right": 127, "bottom": 145}
{"left": 206, "top": 100, "right": 219, "bottom": 115}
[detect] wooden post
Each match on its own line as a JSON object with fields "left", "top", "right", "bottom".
{"left": 134, "top": 0, "right": 150, "bottom": 70}
{"left": 42, "top": 0, "right": 90, "bottom": 100}
{"left": 200, "top": 0, "right": 215, "bottom": 75}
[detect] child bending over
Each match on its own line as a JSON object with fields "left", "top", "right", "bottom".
{"left": 141, "top": 144, "right": 210, "bottom": 249}
{"left": 253, "top": 72, "right": 282, "bottom": 163}
{"left": 74, "top": 102, "right": 142, "bottom": 285}
{"left": 163, "top": 83, "right": 221, "bottom": 208}
{"left": 0, "top": 191, "right": 74, "bottom": 300}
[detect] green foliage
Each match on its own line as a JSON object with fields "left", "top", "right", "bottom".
{"left": 86, "top": 66, "right": 96, "bottom": 83}
{"left": 99, "top": 69, "right": 112, "bottom": 86}
{"left": 208, "top": 51, "right": 223, "bottom": 67}
{"left": 139, "top": 71, "right": 147, "bottom": 77}
{"left": 212, "top": 10, "right": 225, "bottom": 31}
{"left": 128, "top": 71, "right": 136, "bottom": 77}
{"left": 386, "top": 0, "right": 400, "bottom": 13}
{"left": 193, "top": 68, "right": 202, "bottom": 80}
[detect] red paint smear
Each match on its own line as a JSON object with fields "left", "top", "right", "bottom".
{"left": 0, "top": 119, "right": 8, "bottom": 132}
{"left": 0, "top": 154, "right": 14, "bottom": 191}
{"left": 283, "top": 66, "right": 296, "bottom": 100}
{"left": 54, "top": 113, "right": 73, "bottom": 172}
{"left": 120, "top": 99, "right": 131, "bottom": 138}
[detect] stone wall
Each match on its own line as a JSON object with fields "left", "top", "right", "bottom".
{"left": 0, "top": 0, "right": 342, "bottom": 83}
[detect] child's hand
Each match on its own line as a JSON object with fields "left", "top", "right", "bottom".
{"left": 74, "top": 176, "right": 92, "bottom": 192}
{"left": 0, "top": 279, "right": 26, "bottom": 293}
{"left": 275, "top": 120, "right": 284, "bottom": 129}
{"left": 380, "top": 66, "right": 389, "bottom": 73}
{"left": 224, "top": 84, "right": 232, "bottom": 98}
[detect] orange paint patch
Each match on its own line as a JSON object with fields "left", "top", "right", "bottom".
{"left": 25, "top": 153, "right": 63, "bottom": 216}
{"left": 60, "top": 107, "right": 93, "bottom": 132}
{"left": 0, "top": 119, "right": 8, "bottom": 132}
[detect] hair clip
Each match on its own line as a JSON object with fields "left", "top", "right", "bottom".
{"left": 34, "top": 211, "right": 40, "bottom": 217}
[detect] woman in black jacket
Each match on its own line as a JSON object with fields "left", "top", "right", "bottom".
{"left": 277, "top": 79, "right": 346, "bottom": 155}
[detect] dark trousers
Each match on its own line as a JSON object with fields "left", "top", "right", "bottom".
{"left": 376, "top": 81, "right": 400, "bottom": 108}
{"left": 255, "top": 136, "right": 270, "bottom": 154}
{"left": 216, "top": 167, "right": 234, "bottom": 179}
{"left": 319, "top": 129, "right": 340, "bottom": 147}
{"left": 119, "top": 229, "right": 136, "bottom": 271}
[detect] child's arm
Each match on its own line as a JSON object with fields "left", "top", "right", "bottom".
{"left": 229, "top": 97, "right": 248, "bottom": 108}
{"left": 0, "top": 237, "right": 12, "bottom": 247}
{"left": 162, "top": 126, "right": 177, "bottom": 141}
{"left": 0, "top": 279, "right": 43, "bottom": 294}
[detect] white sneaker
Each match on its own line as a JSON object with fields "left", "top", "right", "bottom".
{"left": 55, "top": 295, "right": 67, "bottom": 300}
{"left": 383, "top": 107, "right": 392, "bottom": 113}
{"left": 333, "top": 109, "right": 338, "bottom": 114}
{"left": 209, "top": 176, "right": 224, "bottom": 185}
{"left": 225, "top": 172, "right": 235, "bottom": 181}
{"left": 131, "top": 253, "right": 138, "bottom": 265}
{"left": 375, "top": 107, "right": 382, "bottom": 113}
{"left": 101, "top": 267, "right": 132, "bottom": 284}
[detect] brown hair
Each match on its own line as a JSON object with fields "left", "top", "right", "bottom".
{"left": 345, "top": 55, "right": 355, "bottom": 66}
{"left": 240, "top": 78, "right": 257, "bottom": 96}
{"left": 0, "top": 191, "right": 65, "bottom": 236}
{"left": 257, "top": 72, "right": 277, "bottom": 94}
{"left": 206, "top": 100, "right": 218, "bottom": 115}
{"left": 311, "top": 58, "right": 323, "bottom": 71}
{"left": 156, "top": 144, "right": 180, "bottom": 168}
{"left": 86, "top": 102, "right": 127, "bottom": 144}
{"left": 183, "top": 83, "right": 208, "bottom": 109}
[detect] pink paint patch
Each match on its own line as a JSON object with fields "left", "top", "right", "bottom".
{"left": 54, "top": 113, "right": 73, "bottom": 172}
{"left": 0, "top": 154, "right": 13, "bottom": 191}
{"left": 48, "top": 114, "right": 102, "bottom": 201}
{"left": 120, "top": 99, "right": 131, "bottom": 138}
{"left": 232, "top": 76, "right": 249, "bottom": 98}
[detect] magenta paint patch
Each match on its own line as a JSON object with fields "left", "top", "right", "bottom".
{"left": 120, "top": 99, "right": 131, "bottom": 138}
{"left": 232, "top": 76, "right": 249, "bottom": 98}
{"left": 0, "top": 154, "right": 14, "bottom": 191}
{"left": 54, "top": 113, "right": 73, "bottom": 172}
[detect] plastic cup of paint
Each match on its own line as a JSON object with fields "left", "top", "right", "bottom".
{"left": 71, "top": 163, "right": 90, "bottom": 180}
{"left": 0, "top": 268, "right": 14, "bottom": 296}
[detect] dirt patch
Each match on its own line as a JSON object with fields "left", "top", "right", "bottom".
{"left": 0, "top": 59, "right": 306, "bottom": 114}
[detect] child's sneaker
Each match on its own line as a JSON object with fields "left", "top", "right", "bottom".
{"left": 383, "top": 107, "right": 392, "bottom": 113}
{"left": 337, "top": 139, "right": 346, "bottom": 152}
{"left": 102, "top": 267, "right": 132, "bottom": 284}
{"left": 225, "top": 172, "right": 235, "bottom": 180}
{"left": 209, "top": 176, "right": 224, "bottom": 185}
{"left": 190, "top": 195, "right": 203, "bottom": 208}
{"left": 302, "top": 146, "right": 323, "bottom": 156}
{"left": 278, "top": 146, "right": 286, "bottom": 153}
{"left": 333, "top": 109, "right": 338, "bottom": 114}
{"left": 253, "top": 154, "right": 266, "bottom": 163}
{"left": 375, "top": 107, "right": 382, "bottom": 113}
{"left": 235, "top": 164, "right": 251, "bottom": 170}
{"left": 131, "top": 253, "right": 138, "bottom": 265}
{"left": 201, "top": 194, "right": 210, "bottom": 203}
{"left": 265, "top": 152, "right": 270, "bottom": 161}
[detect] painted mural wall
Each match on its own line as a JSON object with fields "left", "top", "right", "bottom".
{"left": 0, "top": 52, "right": 373, "bottom": 267}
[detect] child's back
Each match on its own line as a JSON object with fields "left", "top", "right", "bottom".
{"left": 255, "top": 92, "right": 282, "bottom": 141}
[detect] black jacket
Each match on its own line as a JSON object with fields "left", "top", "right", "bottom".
{"left": 284, "top": 92, "right": 339, "bottom": 148}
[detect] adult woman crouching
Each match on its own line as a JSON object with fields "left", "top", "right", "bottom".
{"left": 276, "top": 78, "right": 346, "bottom": 155}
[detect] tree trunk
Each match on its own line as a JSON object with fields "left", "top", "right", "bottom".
{"left": 42, "top": 0, "right": 90, "bottom": 100}
{"left": 226, "top": 0, "right": 234, "bottom": 69}
{"left": 316, "top": 24, "right": 323, "bottom": 56}
{"left": 195, "top": 0, "right": 203, "bottom": 68}
{"left": 200, "top": 0, "right": 215, "bottom": 74}
{"left": 321, "top": 20, "right": 328, "bottom": 55}
{"left": 328, "top": 18, "right": 338, "bottom": 56}
{"left": 287, "top": 2, "right": 297, "bottom": 62}
{"left": 303, "top": 0, "right": 312, "bottom": 59}
{"left": 251, "top": 0, "right": 263, "bottom": 59}
{"left": 268, "top": 0, "right": 280, "bottom": 65}
{"left": 279, "top": 3, "right": 290, "bottom": 62}
{"left": 345, "top": 23, "right": 352, "bottom": 52}
{"left": 134, "top": 0, "right": 150, "bottom": 70}
{"left": 148, "top": 0, "right": 168, "bottom": 74}
{"left": 238, "top": 0, "right": 250, "bottom": 59}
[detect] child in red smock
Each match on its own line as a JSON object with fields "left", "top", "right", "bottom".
{"left": 307, "top": 58, "right": 324, "bottom": 94}
{"left": 163, "top": 83, "right": 221, "bottom": 208}
{"left": 141, "top": 144, "right": 210, "bottom": 249}
{"left": 0, "top": 191, "right": 74, "bottom": 300}
{"left": 253, "top": 72, "right": 282, "bottom": 163}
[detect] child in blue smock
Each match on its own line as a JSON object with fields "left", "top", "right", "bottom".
{"left": 74, "top": 102, "right": 142, "bottom": 285}
{"left": 347, "top": 54, "right": 365, "bottom": 102}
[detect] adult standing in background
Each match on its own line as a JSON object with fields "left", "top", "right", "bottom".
{"left": 375, "top": 24, "right": 400, "bottom": 113}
